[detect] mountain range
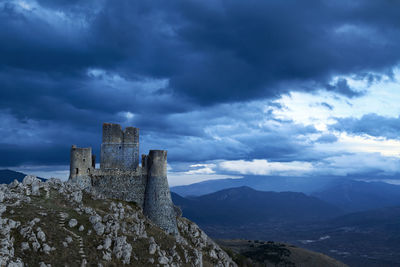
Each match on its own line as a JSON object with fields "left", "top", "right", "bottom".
{"left": 311, "top": 179, "right": 400, "bottom": 212}
{"left": 172, "top": 175, "right": 400, "bottom": 212}
{"left": 171, "top": 175, "right": 339, "bottom": 196}
{"left": 172, "top": 186, "right": 343, "bottom": 226}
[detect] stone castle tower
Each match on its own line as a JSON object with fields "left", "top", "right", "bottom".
{"left": 69, "top": 123, "right": 177, "bottom": 234}
{"left": 101, "top": 123, "right": 139, "bottom": 170}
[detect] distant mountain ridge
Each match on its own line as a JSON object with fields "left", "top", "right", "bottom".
{"left": 0, "top": 169, "right": 45, "bottom": 184}
{"left": 172, "top": 186, "right": 344, "bottom": 226}
{"left": 171, "top": 175, "right": 339, "bottom": 196}
{"left": 311, "top": 179, "right": 400, "bottom": 212}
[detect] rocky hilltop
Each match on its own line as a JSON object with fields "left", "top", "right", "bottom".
{"left": 0, "top": 176, "right": 236, "bottom": 266}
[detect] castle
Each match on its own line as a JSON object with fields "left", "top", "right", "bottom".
{"left": 68, "top": 123, "right": 178, "bottom": 234}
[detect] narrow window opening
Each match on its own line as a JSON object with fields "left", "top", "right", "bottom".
{"left": 87, "top": 168, "right": 90, "bottom": 174}
{"left": 83, "top": 158, "right": 85, "bottom": 162}
{"left": 76, "top": 168, "right": 79, "bottom": 175}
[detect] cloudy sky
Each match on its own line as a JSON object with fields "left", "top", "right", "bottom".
{"left": 1, "top": 0, "right": 400, "bottom": 185}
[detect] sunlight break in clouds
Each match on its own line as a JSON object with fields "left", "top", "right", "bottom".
{"left": 316, "top": 133, "right": 400, "bottom": 157}
{"left": 273, "top": 69, "right": 400, "bottom": 128}
{"left": 184, "top": 164, "right": 216, "bottom": 175}
{"left": 271, "top": 69, "right": 400, "bottom": 163}
{"left": 167, "top": 172, "right": 242, "bottom": 187}
{"left": 167, "top": 163, "right": 242, "bottom": 186}
{"left": 219, "top": 159, "right": 313, "bottom": 176}
{"left": 313, "top": 153, "right": 400, "bottom": 176}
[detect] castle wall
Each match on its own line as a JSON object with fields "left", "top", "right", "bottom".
{"left": 143, "top": 150, "right": 178, "bottom": 234}
{"left": 91, "top": 168, "right": 147, "bottom": 208}
{"left": 100, "top": 123, "right": 139, "bottom": 170}
{"left": 69, "top": 123, "right": 177, "bottom": 234}
{"left": 101, "top": 143, "right": 139, "bottom": 170}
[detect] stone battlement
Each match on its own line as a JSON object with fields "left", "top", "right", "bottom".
{"left": 69, "top": 123, "right": 177, "bottom": 234}
{"left": 102, "top": 123, "right": 139, "bottom": 144}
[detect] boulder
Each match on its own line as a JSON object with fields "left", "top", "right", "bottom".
{"left": 68, "top": 219, "right": 78, "bottom": 228}
{"left": 22, "top": 175, "right": 40, "bottom": 186}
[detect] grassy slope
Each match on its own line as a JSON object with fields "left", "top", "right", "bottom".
{"left": 218, "top": 239, "right": 348, "bottom": 267}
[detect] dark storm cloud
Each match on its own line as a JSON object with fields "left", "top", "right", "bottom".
{"left": 325, "top": 78, "right": 363, "bottom": 98}
{"left": 1, "top": 0, "right": 400, "bottom": 166}
{"left": 2, "top": 0, "right": 400, "bottom": 105}
{"left": 316, "top": 134, "right": 338, "bottom": 144}
{"left": 331, "top": 114, "right": 400, "bottom": 140}
{"left": 85, "top": 0, "right": 400, "bottom": 103}
{"left": 0, "top": 143, "right": 69, "bottom": 166}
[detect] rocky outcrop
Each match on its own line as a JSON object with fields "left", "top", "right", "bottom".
{"left": 0, "top": 176, "right": 237, "bottom": 266}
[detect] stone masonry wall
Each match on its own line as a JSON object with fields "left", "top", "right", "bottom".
{"left": 91, "top": 168, "right": 147, "bottom": 208}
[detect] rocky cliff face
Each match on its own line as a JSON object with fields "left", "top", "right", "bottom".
{"left": 0, "top": 176, "right": 236, "bottom": 267}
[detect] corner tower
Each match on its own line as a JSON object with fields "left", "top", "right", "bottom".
{"left": 100, "top": 123, "right": 139, "bottom": 170}
{"left": 143, "top": 150, "right": 178, "bottom": 234}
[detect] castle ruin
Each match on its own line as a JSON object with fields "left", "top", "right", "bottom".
{"left": 69, "top": 123, "right": 178, "bottom": 234}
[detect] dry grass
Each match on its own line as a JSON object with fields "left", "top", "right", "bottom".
{"left": 217, "top": 239, "right": 348, "bottom": 267}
